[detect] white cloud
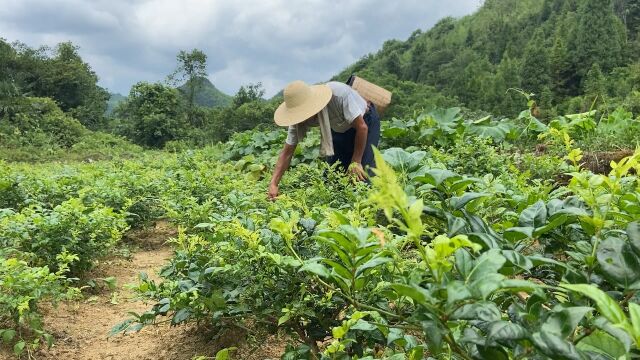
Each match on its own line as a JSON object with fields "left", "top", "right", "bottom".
{"left": 209, "top": 59, "right": 282, "bottom": 96}
{"left": 133, "top": 0, "right": 224, "bottom": 46}
{"left": 0, "top": 0, "right": 481, "bottom": 97}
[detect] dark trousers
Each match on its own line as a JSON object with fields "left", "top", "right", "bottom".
{"left": 326, "top": 104, "right": 381, "bottom": 176}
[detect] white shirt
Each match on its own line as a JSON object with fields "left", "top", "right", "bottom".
{"left": 285, "top": 81, "right": 367, "bottom": 145}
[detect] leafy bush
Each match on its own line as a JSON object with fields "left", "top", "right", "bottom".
{"left": 115, "top": 82, "right": 187, "bottom": 148}
{"left": 0, "top": 198, "right": 128, "bottom": 273}
{"left": 69, "top": 131, "right": 143, "bottom": 160}
{"left": 3, "top": 103, "right": 639, "bottom": 358}
{"left": 382, "top": 107, "right": 518, "bottom": 149}
{"left": 579, "top": 108, "right": 640, "bottom": 151}
{"left": 0, "top": 164, "right": 27, "bottom": 210}
{"left": 0, "top": 97, "right": 143, "bottom": 162}
{"left": 0, "top": 97, "right": 86, "bottom": 149}
{"left": 0, "top": 250, "right": 77, "bottom": 357}
{"left": 109, "top": 145, "right": 640, "bottom": 359}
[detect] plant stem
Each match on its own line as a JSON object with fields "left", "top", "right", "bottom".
{"left": 370, "top": 321, "right": 421, "bottom": 332}
{"left": 352, "top": 300, "right": 404, "bottom": 320}
{"left": 444, "top": 333, "right": 473, "bottom": 360}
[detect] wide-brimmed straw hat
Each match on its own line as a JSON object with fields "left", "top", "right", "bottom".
{"left": 274, "top": 80, "right": 332, "bottom": 127}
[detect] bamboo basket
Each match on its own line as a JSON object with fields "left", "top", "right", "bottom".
{"left": 347, "top": 75, "right": 392, "bottom": 116}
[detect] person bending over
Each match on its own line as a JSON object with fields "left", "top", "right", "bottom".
{"left": 268, "top": 80, "right": 380, "bottom": 200}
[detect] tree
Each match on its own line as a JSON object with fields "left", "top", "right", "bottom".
{"left": 223, "top": 100, "right": 277, "bottom": 138}
{"left": 42, "top": 42, "right": 109, "bottom": 129}
{"left": 0, "top": 39, "right": 16, "bottom": 84}
{"left": 461, "top": 55, "right": 494, "bottom": 109}
{"left": 493, "top": 55, "right": 522, "bottom": 115}
{"left": 430, "top": 17, "right": 456, "bottom": 40}
{"left": 614, "top": 0, "right": 640, "bottom": 35}
{"left": 168, "top": 49, "right": 208, "bottom": 124}
{"left": 384, "top": 52, "right": 402, "bottom": 77}
{"left": 3, "top": 41, "right": 109, "bottom": 129}
{"left": 627, "top": 0, "right": 640, "bottom": 58}
{"left": 571, "top": 0, "right": 627, "bottom": 80}
{"left": 520, "top": 30, "right": 552, "bottom": 100}
{"left": 116, "top": 82, "right": 186, "bottom": 148}
{"left": 550, "top": 24, "right": 578, "bottom": 98}
{"left": 632, "top": 0, "right": 640, "bottom": 28}
{"left": 232, "top": 83, "right": 265, "bottom": 108}
{"left": 407, "top": 41, "right": 427, "bottom": 82}
{"left": 0, "top": 39, "right": 21, "bottom": 112}
{"left": 583, "top": 63, "right": 607, "bottom": 104}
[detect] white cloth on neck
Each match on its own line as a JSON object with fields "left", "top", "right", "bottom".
{"left": 317, "top": 107, "right": 333, "bottom": 157}
{"left": 292, "top": 107, "right": 334, "bottom": 157}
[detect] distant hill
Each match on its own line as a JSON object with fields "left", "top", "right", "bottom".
{"left": 178, "top": 77, "right": 232, "bottom": 108}
{"left": 270, "top": 90, "right": 283, "bottom": 101}
{"left": 334, "top": 0, "right": 640, "bottom": 118}
{"left": 106, "top": 93, "right": 126, "bottom": 116}
{"left": 105, "top": 77, "right": 231, "bottom": 117}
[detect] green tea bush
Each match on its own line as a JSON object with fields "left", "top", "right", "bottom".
{"left": 0, "top": 198, "right": 128, "bottom": 273}
{"left": 4, "top": 103, "right": 640, "bottom": 358}
{"left": 69, "top": 131, "right": 143, "bottom": 160}
{"left": 0, "top": 249, "right": 77, "bottom": 357}
{"left": 0, "top": 164, "right": 92, "bottom": 211}
{"left": 112, "top": 146, "right": 640, "bottom": 359}
{"left": 0, "top": 164, "right": 27, "bottom": 210}
{"left": 114, "top": 166, "right": 365, "bottom": 351}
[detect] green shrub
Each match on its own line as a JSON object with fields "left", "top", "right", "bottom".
{"left": 0, "top": 250, "right": 77, "bottom": 357}
{"left": 70, "top": 131, "right": 143, "bottom": 160}
{"left": 623, "top": 91, "right": 640, "bottom": 115}
{"left": 0, "top": 164, "right": 27, "bottom": 210}
{"left": 0, "top": 97, "right": 86, "bottom": 149}
{"left": 0, "top": 198, "right": 128, "bottom": 273}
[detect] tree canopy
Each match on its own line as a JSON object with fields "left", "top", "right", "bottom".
{"left": 334, "top": 0, "right": 640, "bottom": 117}
{"left": 0, "top": 40, "right": 109, "bottom": 129}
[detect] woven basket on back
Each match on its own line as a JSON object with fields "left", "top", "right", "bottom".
{"left": 347, "top": 75, "right": 392, "bottom": 116}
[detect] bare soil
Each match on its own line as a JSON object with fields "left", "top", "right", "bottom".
{"left": 581, "top": 149, "right": 635, "bottom": 174}
{"left": 0, "top": 222, "right": 288, "bottom": 360}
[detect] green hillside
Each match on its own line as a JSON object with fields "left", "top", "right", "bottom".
{"left": 335, "top": 0, "right": 640, "bottom": 118}
{"left": 178, "top": 76, "right": 232, "bottom": 108}
{"left": 105, "top": 78, "right": 231, "bottom": 117}
{"left": 105, "top": 78, "right": 232, "bottom": 115}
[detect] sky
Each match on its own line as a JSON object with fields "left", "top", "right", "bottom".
{"left": 0, "top": 0, "right": 481, "bottom": 97}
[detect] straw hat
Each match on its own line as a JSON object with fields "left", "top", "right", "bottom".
{"left": 274, "top": 80, "right": 332, "bottom": 126}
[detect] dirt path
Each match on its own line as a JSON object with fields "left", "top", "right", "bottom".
{"left": 36, "top": 223, "right": 216, "bottom": 360}
{"left": 1, "top": 222, "right": 287, "bottom": 360}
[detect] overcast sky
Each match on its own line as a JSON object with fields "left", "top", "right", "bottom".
{"left": 0, "top": 0, "right": 481, "bottom": 97}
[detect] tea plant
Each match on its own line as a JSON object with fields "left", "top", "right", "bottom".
{"left": 2, "top": 106, "right": 640, "bottom": 359}
{"left": 0, "top": 249, "right": 78, "bottom": 357}
{"left": 106, "top": 145, "right": 640, "bottom": 359}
